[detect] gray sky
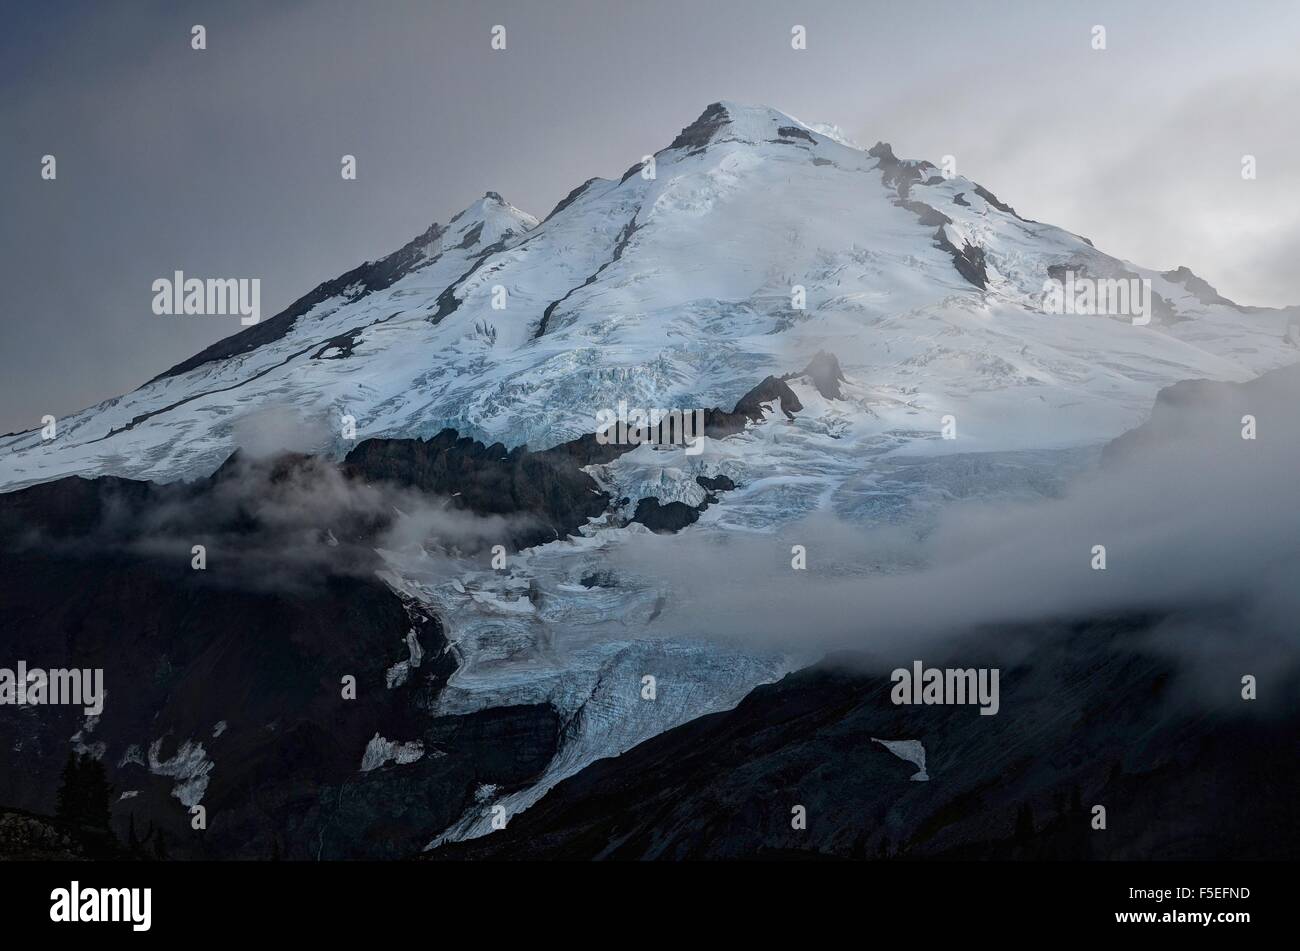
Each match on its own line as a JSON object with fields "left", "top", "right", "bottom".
{"left": 2, "top": 0, "right": 1297, "bottom": 433}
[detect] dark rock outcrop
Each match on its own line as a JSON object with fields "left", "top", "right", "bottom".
{"left": 545, "top": 177, "right": 606, "bottom": 220}
{"left": 776, "top": 126, "right": 816, "bottom": 144}
{"left": 1102, "top": 361, "right": 1300, "bottom": 468}
{"left": 793, "top": 350, "right": 847, "bottom": 400}
{"left": 901, "top": 199, "right": 952, "bottom": 228}
{"left": 870, "top": 142, "right": 989, "bottom": 290}
{"left": 695, "top": 474, "right": 736, "bottom": 493}
{"left": 936, "top": 228, "right": 989, "bottom": 289}
{"left": 668, "top": 102, "right": 730, "bottom": 152}
{"left": 343, "top": 429, "right": 612, "bottom": 551}
{"left": 630, "top": 497, "right": 701, "bottom": 533}
{"left": 973, "top": 183, "right": 1030, "bottom": 221}
{"left": 1045, "top": 263, "right": 1178, "bottom": 324}
{"left": 869, "top": 141, "right": 929, "bottom": 197}
{"left": 728, "top": 375, "right": 803, "bottom": 424}
{"left": 1161, "top": 265, "right": 1240, "bottom": 309}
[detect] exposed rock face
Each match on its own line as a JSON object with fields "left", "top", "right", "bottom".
{"left": 456, "top": 222, "right": 484, "bottom": 249}
{"left": 868, "top": 141, "right": 992, "bottom": 290}
{"left": 343, "top": 429, "right": 613, "bottom": 551}
{"left": 1102, "top": 361, "right": 1300, "bottom": 468}
{"left": 695, "top": 474, "right": 736, "bottom": 493}
{"left": 630, "top": 497, "right": 702, "bottom": 533}
{"left": 1161, "top": 264, "right": 1239, "bottom": 309}
{"left": 936, "top": 228, "right": 989, "bottom": 289}
{"left": 869, "top": 141, "right": 927, "bottom": 196}
{"left": 1045, "top": 262, "right": 1179, "bottom": 324}
{"left": 545, "top": 177, "right": 605, "bottom": 221}
{"left": 794, "top": 351, "right": 847, "bottom": 400}
{"left": 721, "top": 375, "right": 803, "bottom": 430}
{"left": 620, "top": 375, "right": 804, "bottom": 527}
{"left": 631, "top": 468, "right": 745, "bottom": 532}
{"left": 973, "top": 183, "right": 1029, "bottom": 221}
{"left": 776, "top": 125, "right": 816, "bottom": 144}
{"left": 667, "top": 102, "right": 730, "bottom": 152}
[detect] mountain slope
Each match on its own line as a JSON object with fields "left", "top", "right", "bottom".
{"left": 3, "top": 102, "right": 1298, "bottom": 857}
{"left": 431, "top": 362, "right": 1300, "bottom": 861}
{"left": 2, "top": 101, "right": 1295, "bottom": 491}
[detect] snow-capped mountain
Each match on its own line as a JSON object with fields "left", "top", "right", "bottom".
{"left": 1, "top": 101, "right": 1294, "bottom": 491}
{"left": 4, "top": 102, "right": 1297, "bottom": 854}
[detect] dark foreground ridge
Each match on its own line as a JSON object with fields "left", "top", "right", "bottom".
{"left": 0, "top": 460, "right": 565, "bottom": 860}
{"left": 428, "top": 616, "right": 1299, "bottom": 861}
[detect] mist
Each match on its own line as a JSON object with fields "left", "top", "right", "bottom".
{"left": 605, "top": 364, "right": 1300, "bottom": 705}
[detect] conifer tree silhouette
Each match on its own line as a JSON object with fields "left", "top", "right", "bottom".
{"left": 54, "top": 752, "right": 113, "bottom": 829}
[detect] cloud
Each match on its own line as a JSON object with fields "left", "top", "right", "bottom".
{"left": 9, "top": 445, "right": 540, "bottom": 594}
{"left": 605, "top": 365, "right": 1300, "bottom": 706}
{"left": 230, "top": 404, "right": 331, "bottom": 459}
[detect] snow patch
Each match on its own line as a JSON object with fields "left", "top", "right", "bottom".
{"left": 873, "top": 737, "right": 929, "bottom": 781}
{"left": 385, "top": 629, "right": 424, "bottom": 688}
{"left": 360, "top": 733, "right": 424, "bottom": 772}
{"left": 147, "top": 738, "right": 214, "bottom": 807}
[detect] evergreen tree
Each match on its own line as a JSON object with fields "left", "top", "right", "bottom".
{"left": 77, "top": 755, "right": 113, "bottom": 829}
{"left": 54, "top": 752, "right": 113, "bottom": 828}
{"left": 54, "top": 752, "right": 80, "bottom": 823}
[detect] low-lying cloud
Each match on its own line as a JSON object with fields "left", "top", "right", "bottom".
{"left": 607, "top": 364, "right": 1300, "bottom": 706}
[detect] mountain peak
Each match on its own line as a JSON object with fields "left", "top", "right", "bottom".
{"left": 667, "top": 102, "right": 732, "bottom": 151}
{"left": 667, "top": 101, "right": 816, "bottom": 153}
{"left": 1161, "top": 265, "right": 1236, "bottom": 308}
{"left": 446, "top": 191, "right": 538, "bottom": 246}
{"left": 3, "top": 101, "right": 1294, "bottom": 493}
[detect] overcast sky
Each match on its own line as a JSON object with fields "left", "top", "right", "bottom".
{"left": 2, "top": 0, "right": 1297, "bottom": 433}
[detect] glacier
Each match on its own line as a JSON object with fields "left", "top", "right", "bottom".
{"left": 4, "top": 101, "right": 1296, "bottom": 849}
